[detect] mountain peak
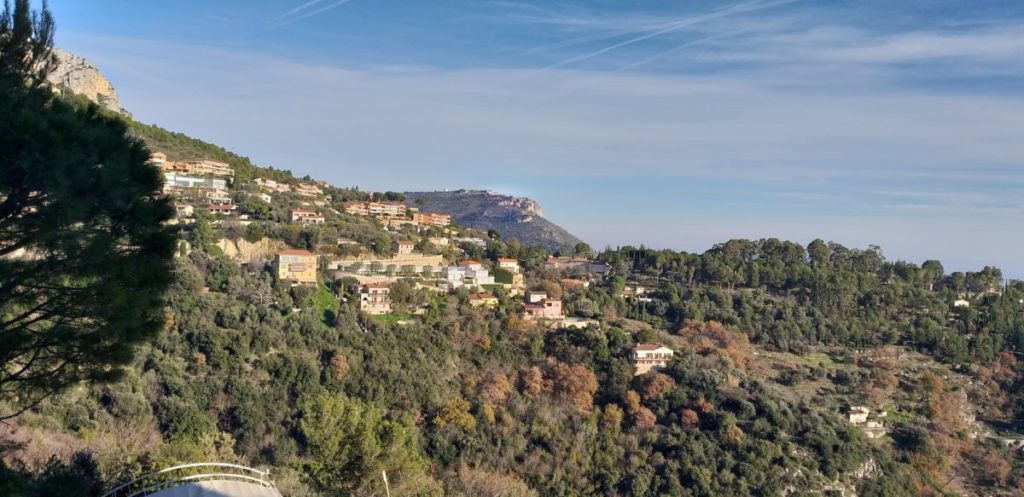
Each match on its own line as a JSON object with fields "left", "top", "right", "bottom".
{"left": 404, "top": 189, "right": 582, "bottom": 252}
{"left": 47, "top": 48, "right": 123, "bottom": 114}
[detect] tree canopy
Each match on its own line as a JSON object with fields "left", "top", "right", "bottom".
{"left": 0, "top": 0, "right": 176, "bottom": 418}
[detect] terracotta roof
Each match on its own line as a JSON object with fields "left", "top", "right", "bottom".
{"left": 363, "top": 282, "right": 391, "bottom": 289}
{"left": 396, "top": 240, "right": 415, "bottom": 244}
{"left": 460, "top": 260, "right": 480, "bottom": 265}
{"left": 497, "top": 258, "right": 518, "bottom": 263}
{"left": 634, "top": 343, "right": 668, "bottom": 351}
{"left": 276, "top": 249, "right": 315, "bottom": 256}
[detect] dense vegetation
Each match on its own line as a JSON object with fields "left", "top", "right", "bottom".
{"left": 5, "top": 3, "right": 1024, "bottom": 496}
{"left": 0, "top": 0, "right": 175, "bottom": 421}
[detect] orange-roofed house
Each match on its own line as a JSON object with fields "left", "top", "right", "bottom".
{"left": 206, "top": 203, "right": 236, "bottom": 215}
{"left": 497, "top": 258, "right": 520, "bottom": 273}
{"left": 275, "top": 249, "right": 318, "bottom": 285}
{"left": 632, "top": 343, "right": 674, "bottom": 375}
{"left": 288, "top": 208, "right": 325, "bottom": 225}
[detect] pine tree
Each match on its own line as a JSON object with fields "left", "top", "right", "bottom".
{"left": 0, "top": 0, "right": 175, "bottom": 418}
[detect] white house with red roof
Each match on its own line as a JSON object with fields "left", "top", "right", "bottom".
{"left": 632, "top": 343, "right": 674, "bottom": 375}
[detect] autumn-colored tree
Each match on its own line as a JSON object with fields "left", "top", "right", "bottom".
{"left": 633, "top": 407, "right": 656, "bottom": 429}
{"left": 450, "top": 465, "right": 538, "bottom": 497}
{"left": 921, "top": 370, "right": 945, "bottom": 395}
{"left": 969, "top": 445, "right": 1011, "bottom": 486}
{"left": 722, "top": 423, "right": 745, "bottom": 445}
{"left": 680, "top": 409, "right": 699, "bottom": 430}
{"left": 928, "top": 391, "right": 968, "bottom": 436}
{"left": 676, "top": 320, "right": 752, "bottom": 371}
{"left": 479, "top": 370, "right": 512, "bottom": 405}
{"left": 552, "top": 363, "right": 598, "bottom": 413}
{"left": 641, "top": 372, "right": 676, "bottom": 401}
{"left": 518, "top": 366, "right": 544, "bottom": 398}
{"left": 696, "top": 398, "right": 715, "bottom": 414}
{"left": 434, "top": 396, "right": 476, "bottom": 430}
{"left": 625, "top": 390, "right": 642, "bottom": 416}
{"left": 330, "top": 353, "right": 349, "bottom": 381}
{"left": 600, "top": 404, "right": 624, "bottom": 430}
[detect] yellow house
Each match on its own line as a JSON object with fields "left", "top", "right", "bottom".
{"left": 275, "top": 249, "right": 317, "bottom": 285}
{"left": 468, "top": 293, "right": 499, "bottom": 309}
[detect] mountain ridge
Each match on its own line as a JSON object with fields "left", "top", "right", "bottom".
{"left": 50, "top": 48, "right": 586, "bottom": 252}
{"left": 404, "top": 189, "right": 584, "bottom": 252}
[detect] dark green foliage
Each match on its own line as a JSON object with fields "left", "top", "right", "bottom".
{"left": 0, "top": 0, "right": 175, "bottom": 419}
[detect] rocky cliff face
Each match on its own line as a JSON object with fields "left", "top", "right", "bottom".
{"left": 404, "top": 189, "right": 584, "bottom": 252}
{"left": 47, "top": 48, "right": 122, "bottom": 113}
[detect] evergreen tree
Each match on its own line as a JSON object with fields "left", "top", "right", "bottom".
{"left": 0, "top": 0, "right": 175, "bottom": 418}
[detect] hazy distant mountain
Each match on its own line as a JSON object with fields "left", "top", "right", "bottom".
{"left": 404, "top": 189, "right": 584, "bottom": 252}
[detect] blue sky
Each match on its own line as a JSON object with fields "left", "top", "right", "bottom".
{"left": 49, "top": 0, "right": 1024, "bottom": 277}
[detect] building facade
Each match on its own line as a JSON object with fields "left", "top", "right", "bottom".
{"left": 359, "top": 282, "right": 392, "bottom": 315}
{"left": 275, "top": 249, "right": 318, "bottom": 285}
{"left": 632, "top": 343, "right": 674, "bottom": 375}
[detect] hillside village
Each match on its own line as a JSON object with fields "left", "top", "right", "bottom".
{"left": 149, "top": 152, "right": 625, "bottom": 353}
{"left": 6, "top": 137, "right": 1024, "bottom": 497}
{"left": 6, "top": 7, "right": 1024, "bottom": 495}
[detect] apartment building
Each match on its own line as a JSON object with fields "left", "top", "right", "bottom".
{"left": 288, "top": 208, "right": 326, "bottom": 225}
{"left": 359, "top": 282, "right": 392, "bottom": 315}
{"left": 275, "top": 249, "right": 318, "bottom": 285}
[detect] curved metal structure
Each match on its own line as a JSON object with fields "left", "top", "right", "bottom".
{"left": 101, "top": 462, "right": 280, "bottom": 497}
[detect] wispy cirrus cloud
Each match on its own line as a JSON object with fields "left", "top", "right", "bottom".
{"left": 55, "top": 0, "right": 1024, "bottom": 275}
{"left": 268, "top": 0, "right": 354, "bottom": 27}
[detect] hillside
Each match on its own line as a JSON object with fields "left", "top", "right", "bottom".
{"left": 9, "top": 47, "right": 1024, "bottom": 497}
{"left": 404, "top": 190, "right": 584, "bottom": 253}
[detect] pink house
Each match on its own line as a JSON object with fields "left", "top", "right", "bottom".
{"left": 522, "top": 291, "right": 562, "bottom": 320}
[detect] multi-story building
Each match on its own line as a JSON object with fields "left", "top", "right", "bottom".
{"left": 457, "top": 260, "right": 494, "bottom": 287}
{"left": 275, "top": 249, "right": 318, "bottom": 285}
{"left": 497, "top": 258, "right": 521, "bottom": 273}
{"left": 293, "top": 182, "right": 323, "bottom": 197}
{"left": 343, "top": 201, "right": 407, "bottom": 218}
{"left": 632, "top": 343, "right": 674, "bottom": 375}
{"left": 392, "top": 239, "right": 415, "bottom": 255}
{"left": 288, "top": 208, "right": 326, "bottom": 225}
{"left": 207, "top": 203, "right": 236, "bottom": 215}
{"left": 254, "top": 177, "right": 292, "bottom": 193}
{"left": 184, "top": 159, "right": 234, "bottom": 178}
{"left": 359, "top": 282, "right": 392, "bottom": 315}
{"left": 148, "top": 152, "right": 167, "bottom": 169}
{"left": 163, "top": 173, "right": 227, "bottom": 193}
{"left": 418, "top": 212, "right": 451, "bottom": 227}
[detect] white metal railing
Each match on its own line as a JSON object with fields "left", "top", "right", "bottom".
{"left": 101, "top": 462, "right": 275, "bottom": 497}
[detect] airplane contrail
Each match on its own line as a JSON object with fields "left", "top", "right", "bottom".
{"left": 269, "top": 0, "right": 328, "bottom": 24}
{"left": 541, "top": 0, "right": 793, "bottom": 71}
{"left": 269, "top": 0, "right": 354, "bottom": 27}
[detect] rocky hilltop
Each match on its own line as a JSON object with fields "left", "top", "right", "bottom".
{"left": 47, "top": 48, "right": 122, "bottom": 113}
{"left": 404, "top": 189, "right": 584, "bottom": 252}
